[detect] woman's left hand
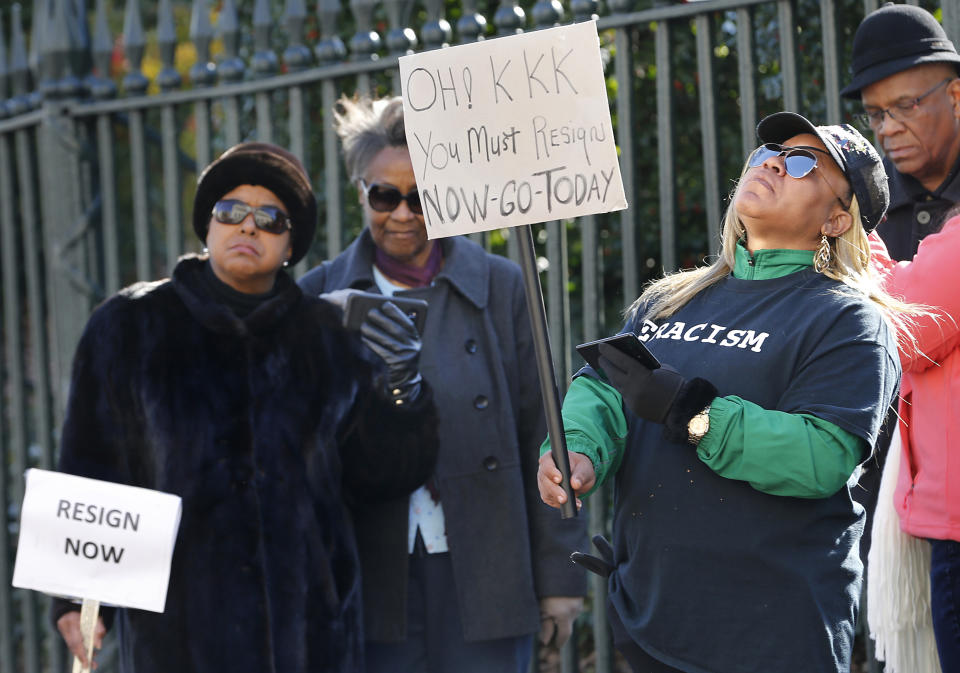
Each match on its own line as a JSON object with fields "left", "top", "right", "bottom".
{"left": 361, "top": 302, "right": 423, "bottom": 405}
{"left": 537, "top": 451, "right": 595, "bottom": 510}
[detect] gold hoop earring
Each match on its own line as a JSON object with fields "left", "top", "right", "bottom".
{"left": 814, "top": 235, "right": 831, "bottom": 273}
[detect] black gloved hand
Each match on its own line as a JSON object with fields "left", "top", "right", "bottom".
{"left": 597, "top": 342, "right": 718, "bottom": 443}
{"left": 597, "top": 342, "right": 684, "bottom": 423}
{"left": 361, "top": 301, "right": 423, "bottom": 406}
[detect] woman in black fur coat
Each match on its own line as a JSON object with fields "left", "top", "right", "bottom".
{"left": 52, "top": 142, "right": 438, "bottom": 673}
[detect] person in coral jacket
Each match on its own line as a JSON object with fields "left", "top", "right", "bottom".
{"left": 869, "top": 213, "right": 960, "bottom": 671}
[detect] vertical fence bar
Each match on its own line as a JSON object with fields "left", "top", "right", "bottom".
{"left": 13, "top": 125, "right": 40, "bottom": 673}
{"left": 695, "top": 13, "right": 720, "bottom": 248}
{"left": 284, "top": 0, "right": 313, "bottom": 272}
{"left": 777, "top": 0, "right": 799, "bottom": 113}
{"left": 218, "top": 0, "right": 244, "bottom": 147}
{"left": 158, "top": 0, "right": 184, "bottom": 272}
{"left": 97, "top": 115, "right": 120, "bottom": 292}
{"left": 191, "top": 0, "right": 217, "bottom": 171}
{"left": 655, "top": 19, "right": 675, "bottom": 272}
{"left": 735, "top": 7, "right": 756, "bottom": 161}
{"left": 613, "top": 24, "right": 636, "bottom": 302}
{"left": 317, "top": 0, "right": 346, "bottom": 259}
{"left": 0, "top": 130, "right": 18, "bottom": 673}
{"left": 547, "top": 222, "right": 571, "bottom": 387}
{"left": 124, "top": 0, "right": 151, "bottom": 281}
{"left": 820, "top": 0, "right": 840, "bottom": 124}
{"left": 253, "top": 0, "right": 278, "bottom": 143}
{"left": 944, "top": 1, "right": 960, "bottom": 44}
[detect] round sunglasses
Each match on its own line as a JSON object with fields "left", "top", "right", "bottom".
{"left": 747, "top": 143, "right": 824, "bottom": 178}
{"left": 748, "top": 143, "right": 849, "bottom": 209}
{"left": 360, "top": 180, "right": 423, "bottom": 215}
{"left": 212, "top": 199, "right": 291, "bottom": 235}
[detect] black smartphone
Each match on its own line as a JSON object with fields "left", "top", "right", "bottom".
{"left": 342, "top": 291, "right": 428, "bottom": 334}
{"left": 575, "top": 333, "right": 661, "bottom": 371}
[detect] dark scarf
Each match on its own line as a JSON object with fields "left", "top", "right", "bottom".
{"left": 201, "top": 261, "right": 282, "bottom": 318}
{"left": 373, "top": 242, "right": 443, "bottom": 288}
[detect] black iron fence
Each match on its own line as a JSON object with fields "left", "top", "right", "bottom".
{"left": 1, "top": 0, "right": 956, "bottom": 671}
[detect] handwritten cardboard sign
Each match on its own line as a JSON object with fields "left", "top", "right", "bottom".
{"left": 12, "top": 469, "right": 182, "bottom": 613}
{"left": 399, "top": 21, "right": 628, "bottom": 239}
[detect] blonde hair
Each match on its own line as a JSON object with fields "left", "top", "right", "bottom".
{"left": 628, "top": 162, "right": 927, "bottom": 354}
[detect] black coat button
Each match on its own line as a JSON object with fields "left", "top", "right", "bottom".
{"left": 483, "top": 456, "right": 499, "bottom": 471}
{"left": 474, "top": 395, "right": 488, "bottom": 410}
{"left": 465, "top": 339, "right": 478, "bottom": 354}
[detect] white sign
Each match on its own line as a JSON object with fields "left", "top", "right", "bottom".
{"left": 12, "top": 469, "right": 182, "bottom": 613}
{"left": 399, "top": 21, "right": 627, "bottom": 239}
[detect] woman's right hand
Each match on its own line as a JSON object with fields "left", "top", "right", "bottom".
{"left": 537, "top": 451, "right": 596, "bottom": 510}
{"left": 57, "top": 612, "right": 106, "bottom": 669}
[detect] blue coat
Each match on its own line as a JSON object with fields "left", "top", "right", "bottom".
{"left": 53, "top": 256, "right": 438, "bottom": 672}
{"left": 299, "top": 231, "right": 586, "bottom": 642}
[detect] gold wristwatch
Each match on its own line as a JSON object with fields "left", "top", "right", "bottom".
{"left": 687, "top": 404, "right": 711, "bottom": 446}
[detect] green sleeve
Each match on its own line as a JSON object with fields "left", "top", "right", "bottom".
{"left": 539, "top": 375, "right": 627, "bottom": 497}
{"left": 696, "top": 396, "right": 868, "bottom": 498}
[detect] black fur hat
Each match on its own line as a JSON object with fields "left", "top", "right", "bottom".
{"left": 193, "top": 143, "right": 317, "bottom": 265}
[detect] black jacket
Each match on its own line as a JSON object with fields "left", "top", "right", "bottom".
{"left": 299, "top": 231, "right": 587, "bottom": 643}
{"left": 53, "top": 256, "right": 438, "bottom": 673}
{"left": 877, "top": 153, "right": 960, "bottom": 260}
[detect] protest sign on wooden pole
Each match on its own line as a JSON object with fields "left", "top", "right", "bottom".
{"left": 12, "top": 469, "right": 182, "bottom": 671}
{"left": 399, "top": 21, "right": 628, "bottom": 518}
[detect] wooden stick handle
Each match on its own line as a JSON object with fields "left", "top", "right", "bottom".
{"left": 70, "top": 598, "right": 100, "bottom": 673}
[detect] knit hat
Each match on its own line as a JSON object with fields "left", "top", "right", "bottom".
{"left": 756, "top": 112, "right": 889, "bottom": 232}
{"left": 193, "top": 142, "right": 317, "bottom": 265}
{"left": 841, "top": 4, "right": 960, "bottom": 99}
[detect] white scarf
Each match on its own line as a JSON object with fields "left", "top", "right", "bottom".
{"left": 867, "top": 428, "right": 942, "bottom": 673}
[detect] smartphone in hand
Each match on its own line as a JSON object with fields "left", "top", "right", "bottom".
{"left": 342, "top": 291, "right": 428, "bottom": 333}
{"left": 575, "top": 333, "right": 660, "bottom": 371}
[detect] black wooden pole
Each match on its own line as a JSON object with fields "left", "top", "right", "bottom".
{"left": 516, "top": 223, "right": 577, "bottom": 519}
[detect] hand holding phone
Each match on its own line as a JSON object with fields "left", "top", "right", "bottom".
{"left": 337, "top": 290, "right": 428, "bottom": 334}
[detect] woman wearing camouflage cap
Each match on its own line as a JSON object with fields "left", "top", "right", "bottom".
{"left": 538, "top": 112, "right": 924, "bottom": 673}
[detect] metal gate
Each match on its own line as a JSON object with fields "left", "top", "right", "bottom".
{"left": 1, "top": 0, "right": 956, "bottom": 671}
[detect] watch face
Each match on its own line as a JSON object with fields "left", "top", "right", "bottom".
{"left": 689, "top": 415, "right": 709, "bottom": 436}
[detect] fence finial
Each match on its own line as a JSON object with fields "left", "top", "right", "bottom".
{"left": 190, "top": 0, "right": 217, "bottom": 87}
{"left": 9, "top": 3, "right": 30, "bottom": 114}
{"left": 252, "top": 0, "right": 278, "bottom": 77}
{"left": 348, "top": 0, "right": 382, "bottom": 62}
{"left": 384, "top": 0, "right": 417, "bottom": 55}
{"left": 493, "top": 0, "right": 525, "bottom": 36}
{"left": 51, "top": 0, "right": 83, "bottom": 97}
{"left": 532, "top": 0, "right": 563, "bottom": 29}
{"left": 156, "top": 0, "right": 182, "bottom": 92}
{"left": 421, "top": 0, "right": 451, "bottom": 50}
{"left": 456, "top": 0, "right": 487, "bottom": 44}
{"left": 315, "top": 0, "right": 346, "bottom": 64}
{"left": 89, "top": 0, "right": 116, "bottom": 99}
{"left": 284, "top": 0, "right": 313, "bottom": 71}
{"left": 570, "top": 0, "right": 598, "bottom": 23}
{"left": 30, "top": 0, "right": 53, "bottom": 106}
{"left": 218, "top": 0, "right": 245, "bottom": 83}
{"left": 122, "top": 0, "right": 148, "bottom": 96}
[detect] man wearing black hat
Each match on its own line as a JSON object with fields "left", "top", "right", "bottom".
{"left": 842, "top": 3, "right": 960, "bottom": 260}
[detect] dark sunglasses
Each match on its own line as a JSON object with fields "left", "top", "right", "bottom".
{"left": 211, "top": 199, "right": 292, "bottom": 235}
{"left": 747, "top": 143, "right": 825, "bottom": 178}
{"left": 360, "top": 180, "right": 423, "bottom": 215}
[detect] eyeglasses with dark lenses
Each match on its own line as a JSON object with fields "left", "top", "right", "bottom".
{"left": 856, "top": 78, "right": 953, "bottom": 128}
{"left": 360, "top": 180, "right": 423, "bottom": 215}
{"left": 748, "top": 143, "right": 821, "bottom": 178}
{"left": 212, "top": 199, "right": 291, "bottom": 235}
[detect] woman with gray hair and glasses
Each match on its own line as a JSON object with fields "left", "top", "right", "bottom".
{"left": 300, "top": 96, "right": 587, "bottom": 673}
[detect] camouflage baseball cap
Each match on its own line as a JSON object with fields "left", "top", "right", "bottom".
{"left": 756, "top": 111, "right": 889, "bottom": 232}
